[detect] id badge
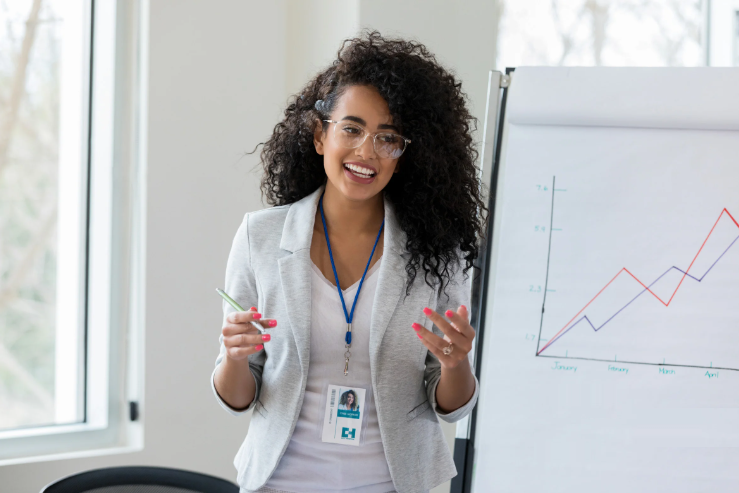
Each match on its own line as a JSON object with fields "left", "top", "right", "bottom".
{"left": 321, "top": 384, "right": 368, "bottom": 446}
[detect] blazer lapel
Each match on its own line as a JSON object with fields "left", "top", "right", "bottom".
{"left": 368, "top": 196, "right": 407, "bottom": 376}
{"left": 277, "top": 185, "right": 408, "bottom": 380}
{"left": 278, "top": 186, "right": 324, "bottom": 377}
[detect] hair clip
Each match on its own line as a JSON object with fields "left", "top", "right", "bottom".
{"left": 314, "top": 99, "right": 326, "bottom": 112}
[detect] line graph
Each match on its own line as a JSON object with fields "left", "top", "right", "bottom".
{"left": 535, "top": 176, "right": 739, "bottom": 370}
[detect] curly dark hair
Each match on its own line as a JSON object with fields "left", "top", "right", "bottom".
{"left": 258, "top": 30, "right": 488, "bottom": 298}
{"left": 339, "top": 390, "right": 359, "bottom": 411}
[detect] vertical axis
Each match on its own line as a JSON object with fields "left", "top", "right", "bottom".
{"left": 536, "top": 176, "right": 556, "bottom": 355}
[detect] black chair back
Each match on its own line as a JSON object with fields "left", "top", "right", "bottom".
{"left": 40, "top": 466, "right": 239, "bottom": 493}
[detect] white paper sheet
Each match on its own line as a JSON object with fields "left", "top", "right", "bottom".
{"left": 473, "top": 68, "right": 739, "bottom": 492}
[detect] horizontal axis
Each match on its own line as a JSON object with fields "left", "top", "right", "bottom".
{"left": 535, "top": 353, "right": 738, "bottom": 371}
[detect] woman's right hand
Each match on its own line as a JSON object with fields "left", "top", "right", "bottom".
{"left": 221, "top": 307, "right": 276, "bottom": 361}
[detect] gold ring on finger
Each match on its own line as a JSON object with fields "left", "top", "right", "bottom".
{"left": 442, "top": 343, "right": 454, "bottom": 356}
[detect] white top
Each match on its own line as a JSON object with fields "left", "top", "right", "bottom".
{"left": 263, "top": 256, "right": 395, "bottom": 493}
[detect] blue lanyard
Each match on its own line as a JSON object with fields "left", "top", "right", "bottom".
{"left": 319, "top": 192, "right": 384, "bottom": 350}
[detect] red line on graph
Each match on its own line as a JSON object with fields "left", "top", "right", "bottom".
{"left": 537, "top": 208, "right": 738, "bottom": 355}
{"left": 725, "top": 209, "right": 739, "bottom": 228}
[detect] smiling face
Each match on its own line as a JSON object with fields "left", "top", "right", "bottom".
{"left": 347, "top": 393, "right": 354, "bottom": 405}
{"left": 314, "top": 85, "right": 402, "bottom": 202}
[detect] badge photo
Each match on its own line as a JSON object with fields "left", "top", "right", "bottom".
{"left": 321, "top": 384, "right": 369, "bottom": 446}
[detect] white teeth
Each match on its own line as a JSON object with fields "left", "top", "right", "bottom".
{"left": 345, "top": 163, "right": 375, "bottom": 177}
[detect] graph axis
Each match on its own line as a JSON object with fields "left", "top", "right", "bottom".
{"left": 534, "top": 175, "right": 556, "bottom": 356}
{"left": 536, "top": 353, "right": 738, "bottom": 372}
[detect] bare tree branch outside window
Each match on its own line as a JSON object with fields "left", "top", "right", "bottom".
{"left": 0, "top": 0, "right": 62, "bottom": 430}
{"left": 497, "top": 0, "right": 704, "bottom": 69}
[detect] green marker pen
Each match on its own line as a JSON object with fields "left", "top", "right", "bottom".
{"left": 216, "top": 288, "right": 264, "bottom": 334}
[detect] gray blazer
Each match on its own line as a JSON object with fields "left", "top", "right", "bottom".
{"left": 211, "top": 185, "right": 480, "bottom": 493}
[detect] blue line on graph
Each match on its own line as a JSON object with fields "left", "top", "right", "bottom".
{"left": 544, "top": 234, "right": 739, "bottom": 351}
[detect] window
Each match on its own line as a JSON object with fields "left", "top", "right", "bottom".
{"left": 708, "top": 0, "right": 739, "bottom": 66}
{"left": 0, "top": 0, "right": 145, "bottom": 463}
{"left": 496, "top": 0, "right": 707, "bottom": 68}
{"left": 1, "top": 0, "right": 87, "bottom": 435}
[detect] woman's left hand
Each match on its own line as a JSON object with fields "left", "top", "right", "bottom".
{"left": 412, "top": 305, "right": 475, "bottom": 370}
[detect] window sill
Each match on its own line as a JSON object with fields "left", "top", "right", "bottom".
{"left": 0, "top": 441, "right": 143, "bottom": 467}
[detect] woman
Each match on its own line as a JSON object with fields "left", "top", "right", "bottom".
{"left": 338, "top": 390, "right": 359, "bottom": 412}
{"left": 212, "top": 31, "right": 487, "bottom": 493}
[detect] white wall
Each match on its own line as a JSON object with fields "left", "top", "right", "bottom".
{"left": 360, "top": 0, "right": 499, "bottom": 144}
{"left": 285, "top": 0, "right": 360, "bottom": 95}
{"left": 284, "top": 0, "right": 500, "bottom": 146}
{"left": 0, "top": 1, "right": 497, "bottom": 491}
{"left": 1, "top": 0, "right": 286, "bottom": 490}
{"left": 356, "top": 4, "right": 498, "bottom": 491}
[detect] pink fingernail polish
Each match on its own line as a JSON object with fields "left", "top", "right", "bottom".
{"left": 445, "top": 310, "right": 454, "bottom": 318}
{"left": 255, "top": 344, "right": 264, "bottom": 351}
{"left": 412, "top": 323, "right": 422, "bottom": 331}
{"left": 461, "top": 305, "right": 467, "bottom": 310}
{"left": 262, "top": 334, "right": 271, "bottom": 341}
{"left": 249, "top": 307, "right": 257, "bottom": 311}
{"left": 423, "top": 307, "right": 431, "bottom": 315}
{"left": 416, "top": 333, "right": 423, "bottom": 339}
{"left": 253, "top": 313, "right": 262, "bottom": 320}
{"left": 268, "top": 320, "right": 277, "bottom": 327}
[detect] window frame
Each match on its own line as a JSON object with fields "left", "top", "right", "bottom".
{"left": 708, "top": 0, "right": 739, "bottom": 65}
{"left": 0, "top": 0, "right": 147, "bottom": 465}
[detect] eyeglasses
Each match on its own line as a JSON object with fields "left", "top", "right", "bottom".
{"left": 323, "top": 120, "right": 411, "bottom": 159}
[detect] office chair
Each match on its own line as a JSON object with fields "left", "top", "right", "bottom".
{"left": 40, "top": 465, "right": 239, "bottom": 493}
